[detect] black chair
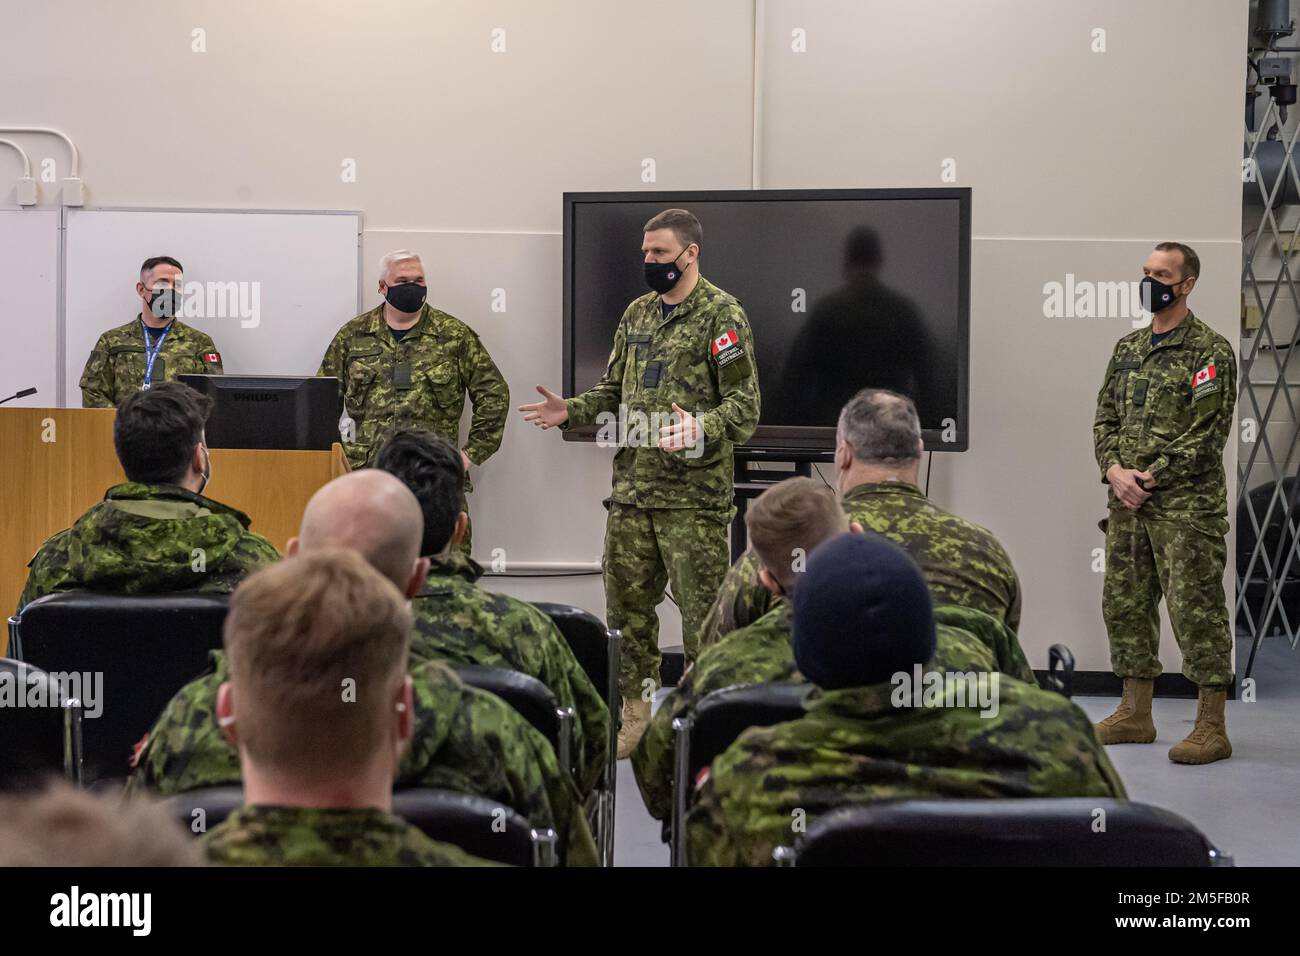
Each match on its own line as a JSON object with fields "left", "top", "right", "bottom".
{"left": 670, "top": 682, "right": 810, "bottom": 866}
{"left": 449, "top": 663, "right": 575, "bottom": 785}
{"left": 392, "top": 788, "right": 557, "bottom": 866}
{"left": 1045, "top": 644, "right": 1075, "bottom": 698}
{"left": 11, "top": 592, "right": 230, "bottom": 785}
{"left": 164, "top": 785, "right": 556, "bottom": 866}
{"left": 0, "top": 658, "right": 82, "bottom": 790}
{"left": 773, "top": 799, "right": 1232, "bottom": 867}
{"left": 533, "top": 601, "right": 621, "bottom": 866}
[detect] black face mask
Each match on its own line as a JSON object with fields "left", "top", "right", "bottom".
{"left": 385, "top": 281, "right": 427, "bottom": 313}
{"left": 1140, "top": 275, "right": 1186, "bottom": 314}
{"left": 146, "top": 287, "right": 183, "bottom": 320}
{"left": 644, "top": 248, "right": 690, "bottom": 295}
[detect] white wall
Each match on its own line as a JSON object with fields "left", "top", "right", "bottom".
{"left": 1, "top": 0, "right": 1248, "bottom": 668}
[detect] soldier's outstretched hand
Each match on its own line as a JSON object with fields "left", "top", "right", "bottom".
{"left": 519, "top": 385, "right": 569, "bottom": 429}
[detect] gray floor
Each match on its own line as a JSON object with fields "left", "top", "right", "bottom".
{"left": 611, "top": 636, "right": 1300, "bottom": 867}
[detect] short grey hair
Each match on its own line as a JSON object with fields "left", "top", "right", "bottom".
{"left": 837, "top": 389, "right": 922, "bottom": 464}
{"left": 378, "top": 249, "right": 422, "bottom": 282}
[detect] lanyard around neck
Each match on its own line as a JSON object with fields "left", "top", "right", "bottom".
{"left": 141, "top": 319, "right": 173, "bottom": 388}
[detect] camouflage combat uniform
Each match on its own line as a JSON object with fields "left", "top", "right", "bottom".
{"left": 410, "top": 551, "right": 610, "bottom": 797}
{"left": 632, "top": 602, "right": 1010, "bottom": 823}
{"left": 699, "top": 480, "right": 1028, "bottom": 677}
{"left": 564, "top": 277, "right": 761, "bottom": 695}
{"left": 79, "top": 317, "right": 223, "bottom": 408}
{"left": 318, "top": 303, "right": 509, "bottom": 554}
{"left": 686, "top": 673, "right": 1127, "bottom": 866}
{"left": 19, "top": 482, "right": 279, "bottom": 611}
{"left": 129, "top": 655, "right": 598, "bottom": 866}
{"left": 201, "top": 804, "right": 495, "bottom": 866}
{"left": 1094, "top": 312, "right": 1237, "bottom": 687}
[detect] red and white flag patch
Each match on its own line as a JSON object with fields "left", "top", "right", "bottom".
{"left": 711, "top": 330, "right": 739, "bottom": 355}
{"left": 203, "top": 352, "right": 221, "bottom": 364}
{"left": 1192, "top": 363, "right": 1216, "bottom": 388}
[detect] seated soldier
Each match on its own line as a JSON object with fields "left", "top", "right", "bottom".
{"left": 699, "top": 388, "right": 1032, "bottom": 680}
{"left": 202, "top": 548, "right": 493, "bottom": 866}
{"left": 687, "top": 532, "right": 1126, "bottom": 867}
{"left": 19, "top": 381, "right": 279, "bottom": 610}
{"left": 129, "top": 470, "right": 598, "bottom": 866}
{"left": 633, "top": 477, "right": 1019, "bottom": 824}
{"left": 374, "top": 429, "right": 609, "bottom": 798}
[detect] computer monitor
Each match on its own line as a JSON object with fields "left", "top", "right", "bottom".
{"left": 176, "top": 375, "right": 341, "bottom": 451}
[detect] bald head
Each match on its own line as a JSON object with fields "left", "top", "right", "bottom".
{"left": 295, "top": 470, "right": 424, "bottom": 589}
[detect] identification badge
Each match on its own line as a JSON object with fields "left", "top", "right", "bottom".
{"left": 1132, "top": 377, "right": 1148, "bottom": 407}
{"left": 392, "top": 363, "right": 413, "bottom": 390}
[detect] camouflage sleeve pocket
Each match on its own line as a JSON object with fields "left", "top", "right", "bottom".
{"left": 718, "top": 352, "right": 753, "bottom": 389}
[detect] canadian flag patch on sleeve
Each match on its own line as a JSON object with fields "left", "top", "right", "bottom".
{"left": 203, "top": 352, "right": 221, "bottom": 364}
{"left": 711, "top": 329, "right": 744, "bottom": 367}
{"left": 1192, "top": 362, "right": 1220, "bottom": 401}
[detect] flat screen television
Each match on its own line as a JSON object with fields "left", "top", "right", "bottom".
{"left": 562, "top": 188, "right": 971, "bottom": 456}
{"left": 176, "top": 374, "right": 342, "bottom": 451}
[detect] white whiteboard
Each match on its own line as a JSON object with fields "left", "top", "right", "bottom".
{"left": 62, "top": 208, "right": 361, "bottom": 406}
{"left": 0, "top": 209, "right": 60, "bottom": 407}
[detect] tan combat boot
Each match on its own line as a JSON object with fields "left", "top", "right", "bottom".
{"left": 1168, "top": 686, "right": 1232, "bottom": 765}
{"left": 1094, "top": 677, "right": 1157, "bottom": 744}
{"left": 616, "top": 696, "right": 652, "bottom": 760}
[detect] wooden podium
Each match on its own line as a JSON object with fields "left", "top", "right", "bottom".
{"left": 0, "top": 407, "right": 349, "bottom": 654}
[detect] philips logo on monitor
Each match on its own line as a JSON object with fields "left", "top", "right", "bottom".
{"left": 231, "top": 392, "right": 280, "bottom": 403}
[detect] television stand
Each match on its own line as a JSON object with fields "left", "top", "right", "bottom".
{"left": 730, "top": 456, "right": 817, "bottom": 562}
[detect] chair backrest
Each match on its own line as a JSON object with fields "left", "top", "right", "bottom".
{"left": 532, "top": 602, "right": 618, "bottom": 715}
{"left": 449, "top": 663, "right": 565, "bottom": 757}
{"left": 0, "top": 658, "right": 70, "bottom": 790}
{"left": 671, "top": 682, "right": 810, "bottom": 865}
{"left": 165, "top": 785, "right": 550, "bottom": 866}
{"left": 1045, "top": 644, "right": 1075, "bottom": 698}
{"left": 785, "top": 799, "right": 1228, "bottom": 867}
{"left": 392, "top": 788, "right": 553, "bottom": 866}
{"left": 14, "top": 592, "right": 230, "bottom": 784}
{"left": 533, "top": 601, "right": 621, "bottom": 818}
{"left": 687, "top": 682, "right": 810, "bottom": 783}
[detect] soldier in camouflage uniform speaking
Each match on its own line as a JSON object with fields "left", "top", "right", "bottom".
{"left": 1093, "top": 242, "right": 1237, "bottom": 765}
{"left": 79, "top": 256, "right": 224, "bottom": 407}
{"left": 520, "top": 209, "right": 762, "bottom": 758}
{"left": 20, "top": 381, "right": 279, "bottom": 611}
{"left": 318, "top": 249, "right": 509, "bottom": 553}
